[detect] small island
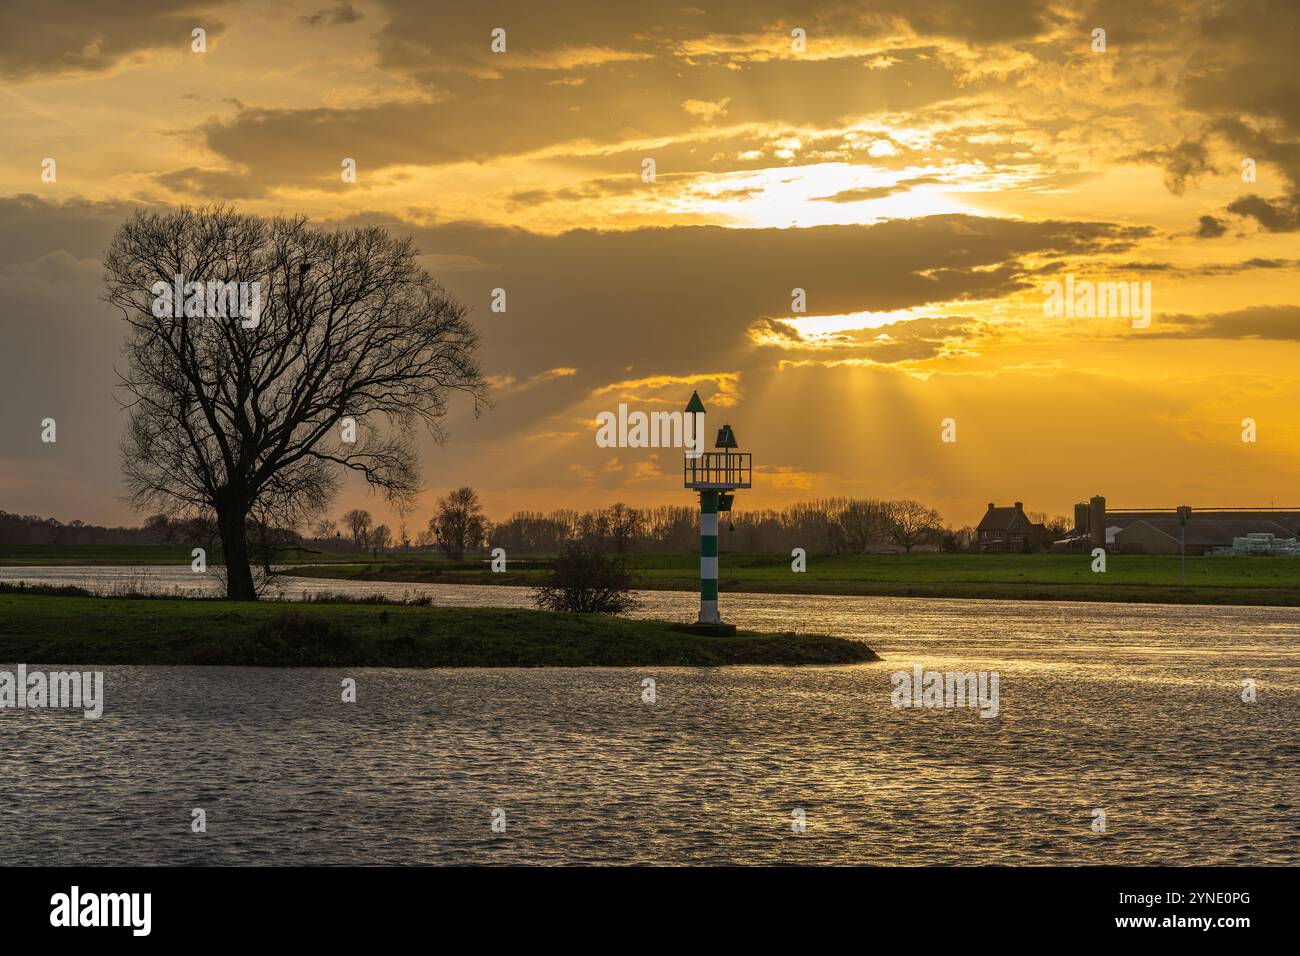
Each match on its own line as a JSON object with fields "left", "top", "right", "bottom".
{"left": 0, "top": 588, "right": 879, "bottom": 668}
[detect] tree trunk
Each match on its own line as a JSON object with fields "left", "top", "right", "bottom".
{"left": 216, "top": 504, "right": 258, "bottom": 601}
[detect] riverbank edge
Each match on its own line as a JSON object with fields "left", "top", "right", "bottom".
{"left": 279, "top": 565, "right": 1300, "bottom": 608}
{"left": 0, "top": 592, "right": 880, "bottom": 668}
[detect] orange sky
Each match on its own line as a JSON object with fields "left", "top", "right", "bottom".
{"left": 2, "top": 0, "right": 1299, "bottom": 531}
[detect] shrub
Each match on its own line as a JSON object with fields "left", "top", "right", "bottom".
{"left": 533, "top": 539, "right": 640, "bottom": 614}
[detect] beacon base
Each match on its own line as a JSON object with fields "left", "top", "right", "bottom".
{"left": 671, "top": 622, "right": 738, "bottom": 637}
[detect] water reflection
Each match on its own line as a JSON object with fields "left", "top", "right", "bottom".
{"left": 1, "top": 566, "right": 1296, "bottom": 864}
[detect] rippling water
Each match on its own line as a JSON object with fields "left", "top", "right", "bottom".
{"left": 1, "top": 566, "right": 1296, "bottom": 864}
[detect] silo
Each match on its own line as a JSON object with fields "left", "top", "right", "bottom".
{"left": 1088, "top": 496, "right": 1106, "bottom": 550}
{"left": 1074, "top": 502, "right": 1088, "bottom": 534}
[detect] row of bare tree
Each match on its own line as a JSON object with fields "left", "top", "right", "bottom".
{"left": 303, "top": 488, "right": 489, "bottom": 559}
{"left": 490, "top": 497, "right": 953, "bottom": 554}
{"left": 298, "top": 493, "right": 960, "bottom": 556}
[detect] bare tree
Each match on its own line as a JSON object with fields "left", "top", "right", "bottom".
{"left": 942, "top": 525, "right": 977, "bottom": 553}
{"left": 602, "top": 502, "right": 642, "bottom": 552}
{"left": 342, "top": 509, "right": 373, "bottom": 551}
{"left": 491, "top": 510, "right": 574, "bottom": 553}
{"left": 370, "top": 524, "right": 392, "bottom": 554}
{"left": 884, "top": 499, "right": 944, "bottom": 554}
{"left": 430, "top": 486, "right": 485, "bottom": 560}
{"left": 838, "top": 498, "right": 889, "bottom": 552}
{"left": 105, "top": 206, "right": 485, "bottom": 599}
{"left": 1045, "top": 514, "right": 1072, "bottom": 537}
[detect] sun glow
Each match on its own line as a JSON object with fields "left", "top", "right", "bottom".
{"left": 664, "top": 160, "right": 1034, "bottom": 227}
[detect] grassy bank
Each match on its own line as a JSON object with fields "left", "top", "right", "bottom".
{"left": 0, "top": 590, "right": 878, "bottom": 667}
{"left": 281, "top": 551, "right": 1300, "bottom": 607}
{"left": 7, "top": 545, "right": 1300, "bottom": 606}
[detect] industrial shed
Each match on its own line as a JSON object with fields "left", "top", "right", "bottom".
{"left": 1113, "top": 518, "right": 1299, "bottom": 556}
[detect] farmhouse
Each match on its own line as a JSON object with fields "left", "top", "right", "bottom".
{"left": 975, "top": 501, "right": 1052, "bottom": 553}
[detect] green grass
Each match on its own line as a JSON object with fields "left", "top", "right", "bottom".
{"left": 9, "top": 545, "right": 1300, "bottom": 606}
{"left": 283, "top": 551, "right": 1300, "bottom": 606}
{"left": 0, "top": 591, "right": 878, "bottom": 667}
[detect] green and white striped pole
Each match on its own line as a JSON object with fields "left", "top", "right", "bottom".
{"left": 698, "top": 490, "right": 720, "bottom": 623}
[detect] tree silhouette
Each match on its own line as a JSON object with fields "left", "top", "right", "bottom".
{"left": 342, "top": 509, "right": 373, "bottom": 552}
{"left": 884, "top": 499, "right": 943, "bottom": 554}
{"left": 430, "top": 486, "right": 485, "bottom": 561}
{"left": 105, "top": 206, "right": 485, "bottom": 599}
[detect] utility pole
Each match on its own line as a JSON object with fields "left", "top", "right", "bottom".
{"left": 1177, "top": 505, "right": 1191, "bottom": 588}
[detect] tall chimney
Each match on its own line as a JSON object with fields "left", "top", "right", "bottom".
{"left": 1014, "top": 501, "right": 1023, "bottom": 513}
{"left": 988, "top": 502, "right": 995, "bottom": 512}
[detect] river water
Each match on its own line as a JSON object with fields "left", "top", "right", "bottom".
{"left": 1, "top": 566, "right": 1296, "bottom": 865}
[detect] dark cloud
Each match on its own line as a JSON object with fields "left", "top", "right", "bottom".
{"left": 748, "top": 317, "right": 805, "bottom": 342}
{"left": 506, "top": 175, "right": 691, "bottom": 212}
{"left": 1145, "top": 305, "right": 1300, "bottom": 341}
{"left": 339, "top": 211, "right": 1155, "bottom": 448}
{"left": 852, "top": 314, "right": 981, "bottom": 362}
{"left": 505, "top": 189, "right": 550, "bottom": 209}
{"left": 1109, "top": 261, "right": 1175, "bottom": 272}
{"left": 372, "top": 0, "right": 1059, "bottom": 80}
{"left": 894, "top": 0, "right": 1055, "bottom": 41}
{"left": 1225, "top": 194, "right": 1300, "bottom": 233}
{"left": 200, "top": 50, "right": 961, "bottom": 187}
{"left": 153, "top": 166, "right": 269, "bottom": 200}
{"left": 811, "top": 175, "right": 944, "bottom": 203}
{"left": 752, "top": 314, "right": 983, "bottom": 363}
{"left": 299, "top": 3, "right": 363, "bottom": 28}
{"left": 1196, "top": 215, "right": 1227, "bottom": 238}
{"left": 1151, "top": 1, "right": 1300, "bottom": 233}
{"left": 1125, "top": 139, "right": 1217, "bottom": 195}
{"left": 1058, "top": 1, "right": 1300, "bottom": 236}
{"left": 0, "top": 195, "right": 1154, "bottom": 476}
{"left": 0, "top": 194, "right": 141, "bottom": 267}
{"left": 0, "top": 1, "right": 229, "bottom": 80}
{"left": 1193, "top": 257, "right": 1300, "bottom": 275}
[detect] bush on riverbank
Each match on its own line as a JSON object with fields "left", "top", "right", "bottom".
{"left": 0, "top": 581, "right": 95, "bottom": 598}
{"left": 533, "top": 540, "right": 639, "bottom": 614}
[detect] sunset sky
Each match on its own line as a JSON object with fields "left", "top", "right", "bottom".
{"left": 2, "top": 0, "right": 1299, "bottom": 531}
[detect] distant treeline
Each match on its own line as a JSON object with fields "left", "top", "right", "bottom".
{"left": 4, "top": 496, "right": 1065, "bottom": 556}
{"left": 485, "top": 499, "right": 956, "bottom": 554}
{"left": 0, "top": 511, "right": 175, "bottom": 546}
{"left": 0, "top": 511, "right": 294, "bottom": 560}
{"left": 311, "top": 495, "right": 971, "bottom": 556}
